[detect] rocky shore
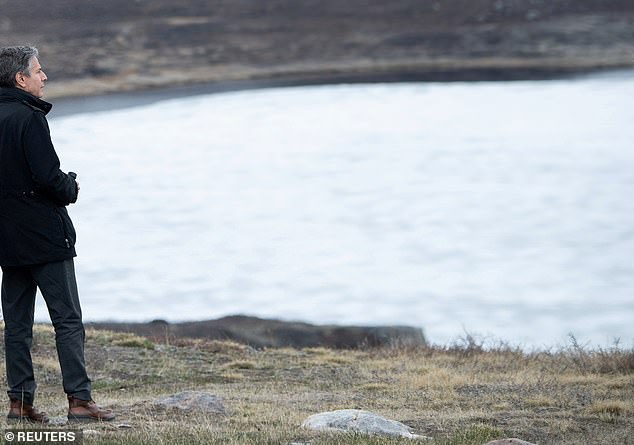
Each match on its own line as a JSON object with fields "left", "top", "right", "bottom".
{"left": 86, "top": 315, "right": 426, "bottom": 349}
{"left": 1, "top": 0, "right": 633, "bottom": 99}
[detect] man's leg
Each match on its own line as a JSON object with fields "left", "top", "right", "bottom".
{"left": 31, "top": 259, "right": 91, "bottom": 401}
{"left": 1, "top": 266, "right": 38, "bottom": 405}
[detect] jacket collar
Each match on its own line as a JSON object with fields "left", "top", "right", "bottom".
{"left": 0, "top": 87, "right": 53, "bottom": 115}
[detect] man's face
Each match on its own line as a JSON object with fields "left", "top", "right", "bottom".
{"left": 16, "top": 56, "right": 47, "bottom": 98}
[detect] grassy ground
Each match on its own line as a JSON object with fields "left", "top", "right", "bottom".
{"left": 0, "top": 324, "right": 632, "bottom": 444}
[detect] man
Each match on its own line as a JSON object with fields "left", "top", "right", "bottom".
{"left": 0, "top": 46, "right": 114, "bottom": 423}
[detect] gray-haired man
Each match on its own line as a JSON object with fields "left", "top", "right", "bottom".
{"left": 0, "top": 46, "right": 114, "bottom": 423}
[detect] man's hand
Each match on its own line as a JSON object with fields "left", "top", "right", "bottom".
{"left": 68, "top": 172, "right": 79, "bottom": 202}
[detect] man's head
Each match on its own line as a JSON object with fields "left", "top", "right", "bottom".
{"left": 0, "top": 46, "right": 47, "bottom": 98}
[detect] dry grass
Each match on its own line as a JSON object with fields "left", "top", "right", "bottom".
{"left": 0, "top": 324, "right": 632, "bottom": 444}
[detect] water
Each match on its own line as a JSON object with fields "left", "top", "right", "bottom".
{"left": 30, "top": 72, "right": 634, "bottom": 347}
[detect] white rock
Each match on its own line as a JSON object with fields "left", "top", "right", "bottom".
{"left": 302, "top": 409, "right": 429, "bottom": 440}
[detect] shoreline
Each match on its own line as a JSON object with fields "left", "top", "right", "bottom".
{"left": 49, "top": 63, "right": 633, "bottom": 118}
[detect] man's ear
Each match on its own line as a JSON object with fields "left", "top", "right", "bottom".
{"left": 14, "top": 72, "right": 26, "bottom": 88}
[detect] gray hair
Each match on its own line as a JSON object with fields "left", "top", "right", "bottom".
{"left": 0, "top": 46, "right": 39, "bottom": 88}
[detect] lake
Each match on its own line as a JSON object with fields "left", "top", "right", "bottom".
{"left": 35, "top": 71, "right": 634, "bottom": 348}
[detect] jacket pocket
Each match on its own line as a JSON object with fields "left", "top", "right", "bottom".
{"left": 54, "top": 207, "right": 76, "bottom": 248}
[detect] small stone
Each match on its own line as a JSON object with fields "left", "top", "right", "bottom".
{"left": 485, "top": 439, "right": 537, "bottom": 445}
{"left": 302, "top": 409, "right": 429, "bottom": 440}
{"left": 48, "top": 416, "right": 68, "bottom": 426}
{"left": 154, "top": 390, "right": 227, "bottom": 415}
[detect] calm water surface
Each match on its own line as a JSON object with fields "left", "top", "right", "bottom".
{"left": 32, "top": 71, "right": 634, "bottom": 347}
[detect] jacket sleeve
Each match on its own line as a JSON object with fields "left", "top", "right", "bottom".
{"left": 22, "top": 112, "right": 78, "bottom": 206}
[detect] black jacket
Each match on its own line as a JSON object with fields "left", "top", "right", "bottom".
{"left": 0, "top": 87, "right": 78, "bottom": 266}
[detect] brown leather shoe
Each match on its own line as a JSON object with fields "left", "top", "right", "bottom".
{"left": 67, "top": 395, "right": 115, "bottom": 422}
{"left": 7, "top": 399, "right": 50, "bottom": 423}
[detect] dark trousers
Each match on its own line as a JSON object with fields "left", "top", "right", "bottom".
{"left": 1, "top": 259, "right": 91, "bottom": 405}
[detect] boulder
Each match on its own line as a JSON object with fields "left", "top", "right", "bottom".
{"left": 302, "top": 409, "right": 429, "bottom": 440}
{"left": 154, "top": 390, "right": 227, "bottom": 415}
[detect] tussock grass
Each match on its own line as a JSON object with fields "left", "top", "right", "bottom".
{"left": 0, "top": 323, "right": 632, "bottom": 444}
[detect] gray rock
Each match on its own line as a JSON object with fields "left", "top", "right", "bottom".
{"left": 485, "top": 439, "right": 537, "bottom": 445}
{"left": 302, "top": 409, "right": 429, "bottom": 440}
{"left": 154, "top": 390, "right": 227, "bottom": 415}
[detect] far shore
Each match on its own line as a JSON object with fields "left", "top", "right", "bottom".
{"left": 5, "top": 0, "right": 632, "bottom": 120}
